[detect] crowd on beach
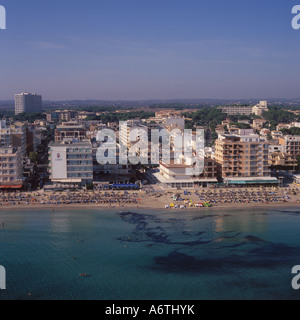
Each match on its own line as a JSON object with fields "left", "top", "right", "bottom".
{"left": 195, "top": 188, "right": 295, "bottom": 204}
{"left": 0, "top": 186, "right": 299, "bottom": 208}
{"left": 0, "top": 191, "right": 140, "bottom": 206}
{"left": 166, "top": 186, "right": 300, "bottom": 208}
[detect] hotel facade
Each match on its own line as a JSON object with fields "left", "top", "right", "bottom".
{"left": 48, "top": 139, "right": 93, "bottom": 186}
{"left": 0, "top": 147, "right": 23, "bottom": 189}
{"left": 215, "top": 131, "right": 277, "bottom": 185}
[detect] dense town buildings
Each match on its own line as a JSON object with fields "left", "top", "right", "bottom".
{"left": 2, "top": 95, "right": 300, "bottom": 191}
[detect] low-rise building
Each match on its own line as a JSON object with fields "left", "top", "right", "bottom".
{"left": 271, "top": 131, "right": 283, "bottom": 140}
{"left": 252, "top": 101, "right": 268, "bottom": 116}
{"left": 46, "top": 110, "right": 77, "bottom": 122}
{"left": 293, "top": 174, "right": 300, "bottom": 184}
{"left": 269, "top": 152, "right": 298, "bottom": 168}
{"left": 279, "top": 136, "right": 300, "bottom": 156}
{"left": 276, "top": 123, "right": 291, "bottom": 131}
{"left": 218, "top": 105, "right": 253, "bottom": 116}
{"left": 252, "top": 119, "right": 267, "bottom": 130}
{"left": 155, "top": 158, "right": 218, "bottom": 189}
{"left": 54, "top": 121, "right": 86, "bottom": 142}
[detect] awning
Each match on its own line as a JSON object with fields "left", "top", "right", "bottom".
{"left": 51, "top": 179, "right": 82, "bottom": 183}
{"left": 227, "top": 179, "right": 278, "bottom": 185}
{"left": 0, "top": 184, "right": 23, "bottom": 189}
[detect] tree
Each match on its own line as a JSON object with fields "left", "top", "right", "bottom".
{"left": 29, "top": 152, "right": 38, "bottom": 163}
{"left": 297, "top": 156, "right": 300, "bottom": 168}
{"left": 185, "top": 120, "right": 194, "bottom": 129}
{"left": 267, "top": 133, "right": 272, "bottom": 141}
{"left": 13, "top": 112, "right": 45, "bottom": 123}
{"left": 262, "top": 108, "right": 296, "bottom": 124}
{"left": 280, "top": 127, "right": 300, "bottom": 136}
{"left": 229, "top": 122, "right": 251, "bottom": 129}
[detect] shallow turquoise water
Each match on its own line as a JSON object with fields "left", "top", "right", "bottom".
{"left": 0, "top": 207, "right": 300, "bottom": 300}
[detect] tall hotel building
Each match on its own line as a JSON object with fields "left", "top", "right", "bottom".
{"left": 15, "top": 92, "right": 42, "bottom": 115}
{"left": 48, "top": 139, "right": 93, "bottom": 186}
{"left": 215, "top": 130, "right": 277, "bottom": 185}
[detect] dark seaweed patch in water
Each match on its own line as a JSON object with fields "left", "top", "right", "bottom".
{"left": 219, "top": 243, "right": 247, "bottom": 249}
{"left": 118, "top": 211, "right": 211, "bottom": 246}
{"left": 182, "top": 231, "right": 206, "bottom": 237}
{"left": 151, "top": 239, "right": 300, "bottom": 274}
{"left": 245, "top": 235, "right": 268, "bottom": 243}
{"left": 275, "top": 210, "right": 300, "bottom": 216}
{"left": 191, "top": 215, "right": 219, "bottom": 221}
{"left": 152, "top": 251, "right": 225, "bottom": 274}
{"left": 214, "top": 231, "right": 242, "bottom": 242}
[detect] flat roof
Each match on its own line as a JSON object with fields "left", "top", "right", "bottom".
{"left": 49, "top": 140, "right": 92, "bottom": 147}
{"left": 154, "top": 172, "right": 218, "bottom": 184}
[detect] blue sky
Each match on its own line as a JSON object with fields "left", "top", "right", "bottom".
{"left": 0, "top": 0, "right": 300, "bottom": 100}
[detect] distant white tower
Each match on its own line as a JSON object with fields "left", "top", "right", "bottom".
{"left": 252, "top": 100, "right": 268, "bottom": 116}
{"left": 259, "top": 101, "right": 268, "bottom": 108}
{"left": 14, "top": 92, "right": 42, "bottom": 115}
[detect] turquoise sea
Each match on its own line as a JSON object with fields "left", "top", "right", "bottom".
{"left": 0, "top": 207, "right": 300, "bottom": 300}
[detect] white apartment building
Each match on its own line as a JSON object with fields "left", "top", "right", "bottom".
{"left": 252, "top": 101, "right": 268, "bottom": 116}
{"left": 119, "top": 122, "right": 149, "bottom": 161}
{"left": 15, "top": 92, "right": 42, "bottom": 115}
{"left": 218, "top": 105, "right": 253, "bottom": 116}
{"left": 48, "top": 139, "right": 93, "bottom": 186}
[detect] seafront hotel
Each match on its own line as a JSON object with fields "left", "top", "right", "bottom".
{"left": 0, "top": 147, "right": 23, "bottom": 189}
{"left": 215, "top": 130, "right": 278, "bottom": 186}
{"left": 48, "top": 139, "right": 93, "bottom": 189}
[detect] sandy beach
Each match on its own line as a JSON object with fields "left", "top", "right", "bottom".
{"left": 0, "top": 186, "right": 299, "bottom": 212}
